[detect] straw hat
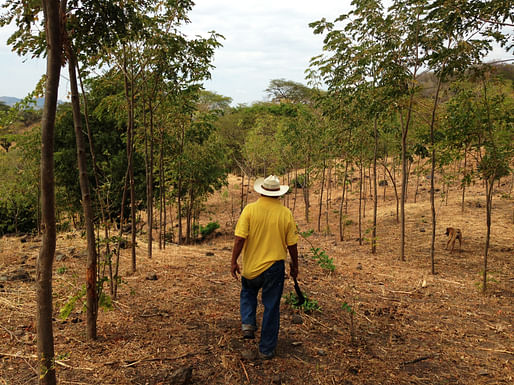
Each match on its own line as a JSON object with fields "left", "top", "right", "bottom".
{"left": 253, "top": 175, "right": 289, "bottom": 197}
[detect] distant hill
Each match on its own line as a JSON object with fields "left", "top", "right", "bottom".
{"left": 0, "top": 96, "right": 65, "bottom": 109}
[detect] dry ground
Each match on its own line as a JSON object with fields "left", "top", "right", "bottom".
{"left": 0, "top": 173, "right": 512, "bottom": 384}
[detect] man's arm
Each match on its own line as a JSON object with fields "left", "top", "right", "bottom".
{"left": 231, "top": 236, "right": 246, "bottom": 279}
{"left": 287, "top": 244, "right": 299, "bottom": 279}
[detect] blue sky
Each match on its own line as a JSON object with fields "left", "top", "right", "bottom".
{"left": 1, "top": 0, "right": 512, "bottom": 105}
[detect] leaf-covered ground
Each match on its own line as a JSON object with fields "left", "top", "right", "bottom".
{"left": 0, "top": 174, "right": 512, "bottom": 384}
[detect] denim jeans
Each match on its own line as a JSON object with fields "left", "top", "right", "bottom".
{"left": 240, "top": 260, "right": 285, "bottom": 355}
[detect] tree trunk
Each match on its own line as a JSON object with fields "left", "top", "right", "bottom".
{"left": 358, "top": 161, "right": 363, "bottom": 245}
{"left": 303, "top": 161, "right": 310, "bottom": 223}
{"left": 461, "top": 149, "right": 467, "bottom": 213}
{"left": 483, "top": 178, "right": 494, "bottom": 293}
{"left": 383, "top": 163, "right": 399, "bottom": 223}
{"left": 414, "top": 157, "right": 420, "bottom": 203}
{"left": 114, "top": 166, "right": 129, "bottom": 299}
{"left": 325, "top": 164, "right": 331, "bottom": 234}
{"left": 338, "top": 161, "right": 349, "bottom": 241}
{"left": 400, "top": 108, "right": 409, "bottom": 261}
{"left": 293, "top": 168, "right": 298, "bottom": 214}
{"left": 159, "top": 129, "right": 164, "bottom": 249}
{"left": 317, "top": 160, "right": 326, "bottom": 232}
{"left": 66, "top": 47, "right": 98, "bottom": 340}
{"left": 372, "top": 117, "right": 378, "bottom": 254}
{"left": 145, "top": 100, "right": 155, "bottom": 257}
{"left": 37, "top": 1, "right": 62, "bottom": 383}
{"left": 122, "top": 49, "right": 136, "bottom": 272}
{"left": 162, "top": 151, "right": 166, "bottom": 249}
{"left": 186, "top": 188, "right": 192, "bottom": 244}
{"left": 240, "top": 170, "right": 244, "bottom": 213}
{"left": 383, "top": 161, "right": 387, "bottom": 202}
{"left": 429, "top": 72, "right": 444, "bottom": 275}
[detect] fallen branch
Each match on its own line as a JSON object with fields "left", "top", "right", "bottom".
{"left": 0, "top": 353, "right": 92, "bottom": 370}
{"left": 293, "top": 355, "right": 310, "bottom": 364}
{"left": 303, "top": 313, "right": 335, "bottom": 331}
{"left": 139, "top": 311, "right": 169, "bottom": 318}
{"left": 400, "top": 354, "right": 436, "bottom": 366}
{"left": 55, "top": 360, "right": 94, "bottom": 371}
{"left": 476, "top": 347, "right": 513, "bottom": 355}
{"left": 117, "top": 351, "right": 201, "bottom": 367}
{"left": 0, "top": 353, "right": 36, "bottom": 359}
{"left": 239, "top": 359, "right": 250, "bottom": 382}
{"left": 437, "top": 278, "right": 465, "bottom": 286}
{"left": 389, "top": 289, "right": 417, "bottom": 295}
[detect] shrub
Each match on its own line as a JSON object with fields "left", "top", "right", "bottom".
{"left": 290, "top": 174, "right": 308, "bottom": 188}
{"left": 200, "top": 221, "right": 220, "bottom": 238}
{"left": 284, "top": 291, "right": 322, "bottom": 313}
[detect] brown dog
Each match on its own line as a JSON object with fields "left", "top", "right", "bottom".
{"left": 445, "top": 227, "right": 462, "bottom": 252}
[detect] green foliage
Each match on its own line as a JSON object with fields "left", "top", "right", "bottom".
{"left": 59, "top": 286, "right": 86, "bottom": 320}
{"left": 59, "top": 277, "right": 113, "bottom": 320}
{"left": 299, "top": 228, "right": 314, "bottom": 238}
{"left": 199, "top": 221, "right": 220, "bottom": 238}
{"left": 55, "top": 352, "right": 70, "bottom": 361}
{"left": 290, "top": 174, "right": 308, "bottom": 188}
{"left": 298, "top": 227, "right": 335, "bottom": 272}
{"left": 98, "top": 290, "right": 113, "bottom": 311}
{"left": 341, "top": 302, "right": 355, "bottom": 315}
{"left": 57, "top": 267, "right": 67, "bottom": 275}
{"left": 311, "top": 247, "right": 336, "bottom": 272}
{"left": 53, "top": 91, "right": 147, "bottom": 222}
{"left": 0, "top": 129, "right": 39, "bottom": 235}
{"left": 284, "top": 291, "right": 321, "bottom": 313}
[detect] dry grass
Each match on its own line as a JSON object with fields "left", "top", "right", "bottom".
{"left": 0, "top": 173, "right": 512, "bottom": 384}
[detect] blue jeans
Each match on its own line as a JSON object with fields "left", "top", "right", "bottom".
{"left": 240, "top": 260, "right": 285, "bottom": 355}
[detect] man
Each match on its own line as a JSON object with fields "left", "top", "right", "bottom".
{"left": 231, "top": 175, "right": 299, "bottom": 360}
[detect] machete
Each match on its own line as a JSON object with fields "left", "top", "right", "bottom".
{"left": 293, "top": 277, "right": 305, "bottom": 306}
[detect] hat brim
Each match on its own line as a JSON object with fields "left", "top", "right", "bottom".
{"left": 253, "top": 177, "right": 289, "bottom": 197}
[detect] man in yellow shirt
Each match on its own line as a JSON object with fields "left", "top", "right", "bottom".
{"left": 231, "top": 175, "right": 299, "bottom": 359}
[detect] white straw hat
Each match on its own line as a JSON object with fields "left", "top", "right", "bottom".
{"left": 253, "top": 175, "right": 289, "bottom": 197}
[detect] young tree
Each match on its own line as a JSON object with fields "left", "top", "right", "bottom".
{"left": 38, "top": 1, "right": 63, "bottom": 383}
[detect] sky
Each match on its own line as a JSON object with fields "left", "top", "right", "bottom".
{"left": 0, "top": 0, "right": 512, "bottom": 106}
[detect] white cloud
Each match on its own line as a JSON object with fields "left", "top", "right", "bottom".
{"left": 1, "top": 1, "right": 511, "bottom": 105}
{"left": 181, "top": 0, "right": 352, "bottom": 104}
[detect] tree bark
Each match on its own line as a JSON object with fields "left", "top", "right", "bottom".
{"left": 37, "top": 1, "right": 63, "bottom": 383}
{"left": 66, "top": 45, "right": 98, "bottom": 339}
{"left": 358, "top": 161, "right": 363, "bottom": 245}
{"left": 483, "top": 178, "right": 494, "bottom": 293}
{"left": 317, "top": 160, "right": 326, "bottom": 232}
{"left": 372, "top": 117, "right": 378, "bottom": 254}
{"left": 240, "top": 170, "right": 244, "bottom": 213}
{"left": 338, "top": 161, "right": 349, "bottom": 241}
{"left": 429, "top": 72, "right": 444, "bottom": 275}
{"left": 383, "top": 162, "right": 399, "bottom": 223}
{"left": 461, "top": 149, "right": 467, "bottom": 213}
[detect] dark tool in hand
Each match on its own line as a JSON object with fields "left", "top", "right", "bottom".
{"left": 293, "top": 278, "right": 305, "bottom": 306}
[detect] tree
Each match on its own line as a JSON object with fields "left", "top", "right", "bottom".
{"left": 445, "top": 71, "right": 513, "bottom": 292}
{"left": 38, "top": 1, "right": 63, "bottom": 383}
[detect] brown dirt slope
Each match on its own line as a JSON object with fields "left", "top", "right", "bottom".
{"left": 0, "top": 173, "right": 512, "bottom": 384}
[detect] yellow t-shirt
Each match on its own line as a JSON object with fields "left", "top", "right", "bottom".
{"left": 234, "top": 196, "right": 298, "bottom": 279}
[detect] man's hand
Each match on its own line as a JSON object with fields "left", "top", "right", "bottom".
{"left": 289, "top": 262, "right": 298, "bottom": 280}
{"left": 231, "top": 262, "right": 241, "bottom": 280}
{"left": 231, "top": 236, "right": 246, "bottom": 280}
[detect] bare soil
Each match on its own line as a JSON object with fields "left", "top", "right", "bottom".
{"left": 0, "top": 173, "right": 512, "bottom": 384}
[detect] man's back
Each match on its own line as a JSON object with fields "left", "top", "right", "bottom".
{"left": 235, "top": 196, "right": 297, "bottom": 279}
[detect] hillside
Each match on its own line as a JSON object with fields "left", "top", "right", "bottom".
{"left": 0, "top": 96, "right": 65, "bottom": 109}
{"left": 0, "top": 173, "right": 512, "bottom": 384}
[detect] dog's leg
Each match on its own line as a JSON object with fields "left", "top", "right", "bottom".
{"left": 449, "top": 234, "right": 456, "bottom": 252}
